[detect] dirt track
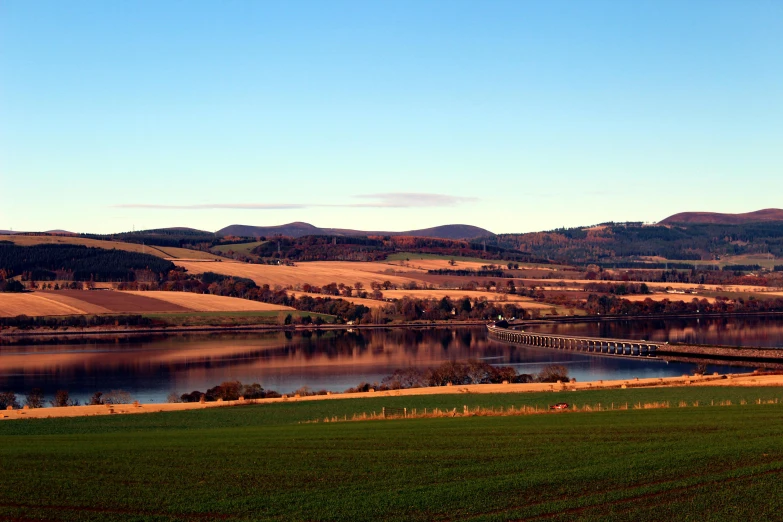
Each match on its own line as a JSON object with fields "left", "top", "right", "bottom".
{"left": 3, "top": 372, "right": 776, "bottom": 421}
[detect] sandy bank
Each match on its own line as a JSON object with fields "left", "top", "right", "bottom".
{"left": 4, "top": 372, "right": 780, "bottom": 421}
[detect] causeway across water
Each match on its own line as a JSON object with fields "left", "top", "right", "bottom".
{"left": 487, "top": 324, "right": 663, "bottom": 358}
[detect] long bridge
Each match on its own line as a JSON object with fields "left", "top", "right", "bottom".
{"left": 487, "top": 324, "right": 665, "bottom": 358}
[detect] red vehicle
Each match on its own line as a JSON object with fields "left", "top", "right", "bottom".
{"left": 549, "top": 403, "right": 569, "bottom": 410}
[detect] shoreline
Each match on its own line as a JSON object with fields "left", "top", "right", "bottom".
{"left": 3, "top": 372, "right": 781, "bottom": 421}
{"left": 4, "top": 309, "right": 783, "bottom": 342}
{"left": 0, "top": 320, "right": 489, "bottom": 341}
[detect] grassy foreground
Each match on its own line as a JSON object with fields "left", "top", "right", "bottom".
{"left": 3, "top": 387, "right": 783, "bottom": 521}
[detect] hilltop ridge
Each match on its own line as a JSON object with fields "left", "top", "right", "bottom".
{"left": 217, "top": 222, "right": 493, "bottom": 240}
{"left": 660, "top": 209, "right": 783, "bottom": 225}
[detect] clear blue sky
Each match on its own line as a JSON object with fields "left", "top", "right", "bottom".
{"left": 1, "top": 0, "right": 781, "bottom": 234}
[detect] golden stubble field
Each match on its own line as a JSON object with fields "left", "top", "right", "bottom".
{"left": 174, "top": 260, "right": 423, "bottom": 288}
{"left": 380, "top": 289, "right": 555, "bottom": 309}
{"left": 122, "top": 291, "right": 293, "bottom": 312}
{"left": 0, "top": 293, "right": 89, "bottom": 317}
{"left": 0, "top": 291, "right": 292, "bottom": 317}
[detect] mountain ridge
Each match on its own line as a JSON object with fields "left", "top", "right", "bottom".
{"left": 660, "top": 209, "right": 783, "bottom": 225}
{"left": 217, "top": 222, "right": 494, "bottom": 240}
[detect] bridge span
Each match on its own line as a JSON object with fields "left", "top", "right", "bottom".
{"left": 487, "top": 324, "right": 665, "bottom": 358}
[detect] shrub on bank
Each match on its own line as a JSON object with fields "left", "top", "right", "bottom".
{"left": 179, "top": 381, "right": 280, "bottom": 403}
{"left": 0, "top": 391, "right": 20, "bottom": 410}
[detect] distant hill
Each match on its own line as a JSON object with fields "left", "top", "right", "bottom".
{"left": 487, "top": 220, "right": 783, "bottom": 265}
{"left": 217, "top": 222, "right": 494, "bottom": 240}
{"left": 660, "top": 209, "right": 783, "bottom": 225}
{"left": 219, "top": 222, "right": 322, "bottom": 238}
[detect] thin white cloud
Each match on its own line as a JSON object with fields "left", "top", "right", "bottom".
{"left": 115, "top": 203, "right": 307, "bottom": 210}
{"left": 114, "top": 193, "right": 478, "bottom": 210}
{"left": 348, "top": 193, "right": 479, "bottom": 208}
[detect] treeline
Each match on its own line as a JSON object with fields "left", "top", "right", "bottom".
{"left": 248, "top": 234, "right": 538, "bottom": 263}
{"left": 81, "top": 229, "right": 263, "bottom": 255}
{"left": 583, "top": 282, "right": 651, "bottom": 295}
{"left": 81, "top": 228, "right": 219, "bottom": 248}
{"left": 596, "top": 262, "right": 703, "bottom": 270}
{"left": 0, "top": 279, "right": 24, "bottom": 292}
{"left": 428, "top": 268, "right": 510, "bottom": 278}
{"left": 0, "top": 389, "right": 135, "bottom": 409}
{"left": 581, "top": 294, "right": 783, "bottom": 316}
{"left": 0, "top": 244, "right": 174, "bottom": 282}
{"left": 178, "top": 380, "right": 280, "bottom": 403}
{"left": 0, "top": 314, "right": 153, "bottom": 330}
{"left": 347, "top": 361, "right": 570, "bottom": 392}
{"left": 722, "top": 264, "right": 762, "bottom": 272}
{"left": 584, "top": 267, "right": 776, "bottom": 287}
{"left": 253, "top": 236, "right": 388, "bottom": 262}
{"left": 383, "top": 296, "right": 525, "bottom": 322}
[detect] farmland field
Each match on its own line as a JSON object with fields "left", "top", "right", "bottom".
{"left": 385, "top": 252, "right": 562, "bottom": 269}
{"left": 141, "top": 310, "right": 330, "bottom": 327}
{"left": 288, "top": 291, "right": 387, "bottom": 308}
{"left": 0, "top": 234, "right": 219, "bottom": 260}
{"left": 381, "top": 289, "right": 554, "bottom": 308}
{"left": 2, "top": 387, "right": 783, "bottom": 521}
{"left": 175, "top": 260, "right": 422, "bottom": 288}
{"left": 0, "top": 293, "right": 88, "bottom": 317}
{"left": 123, "top": 291, "right": 294, "bottom": 312}
{"left": 0, "top": 290, "right": 292, "bottom": 317}
{"left": 0, "top": 234, "right": 173, "bottom": 258}
{"left": 211, "top": 241, "right": 267, "bottom": 256}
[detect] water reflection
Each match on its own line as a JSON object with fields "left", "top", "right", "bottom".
{"left": 1, "top": 323, "right": 776, "bottom": 404}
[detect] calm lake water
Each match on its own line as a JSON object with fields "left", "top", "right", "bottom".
{"left": 2, "top": 317, "right": 782, "bottom": 404}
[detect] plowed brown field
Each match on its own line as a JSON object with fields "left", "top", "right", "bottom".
{"left": 39, "top": 290, "right": 191, "bottom": 313}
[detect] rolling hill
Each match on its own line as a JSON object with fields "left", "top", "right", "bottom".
{"left": 660, "top": 209, "right": 783, "bottom": 225}
{"left": 217, "top": 222, "right": 494, "bottom": 240}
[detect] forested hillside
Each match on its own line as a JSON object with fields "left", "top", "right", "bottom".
{"left": 251, "top": 235, "right": 537, "bottom": 262}
{"left": 481, "top": 222, "right": 783, "bottom": 264}
{"left": 0, "top": 243, "right": 174, "bottom": 282}
{"left": 81, "top": 228, "right": 220, "bottom": 248}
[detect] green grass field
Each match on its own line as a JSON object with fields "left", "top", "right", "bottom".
{"left": 3, "top": 387, "right": 783, "bottom": 520}
{"left": 666, "top": 254, "right": 778, "bottom": 270}
{"left": 385, "top": 252, "right": 509, "bottom": 264}
{"left": 211, "top": 241, "right": 267, "bottom": 256}
{"left": 384, "top": 252, "right": 565, "bottom": 270}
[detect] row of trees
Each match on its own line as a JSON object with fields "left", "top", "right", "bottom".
{"left": 0, "top": 389, "right": 133, "bottom": 409}
{"left": 0, "top": 314, "right": 152, "bottom": 330}
{"left": 0, "top": 279, "right": 24, "bottom": 292}
{"left": 244, "top": 235, "right": 529, "bottom": 263}
{"left": 580, "top": 294, "right": 783, "bottom": 316}
{"left": 178, "top": 381, "right": 280, "bottom": 402}
{"left": 346, "top": 362, "right": 570, "bottom": 392}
